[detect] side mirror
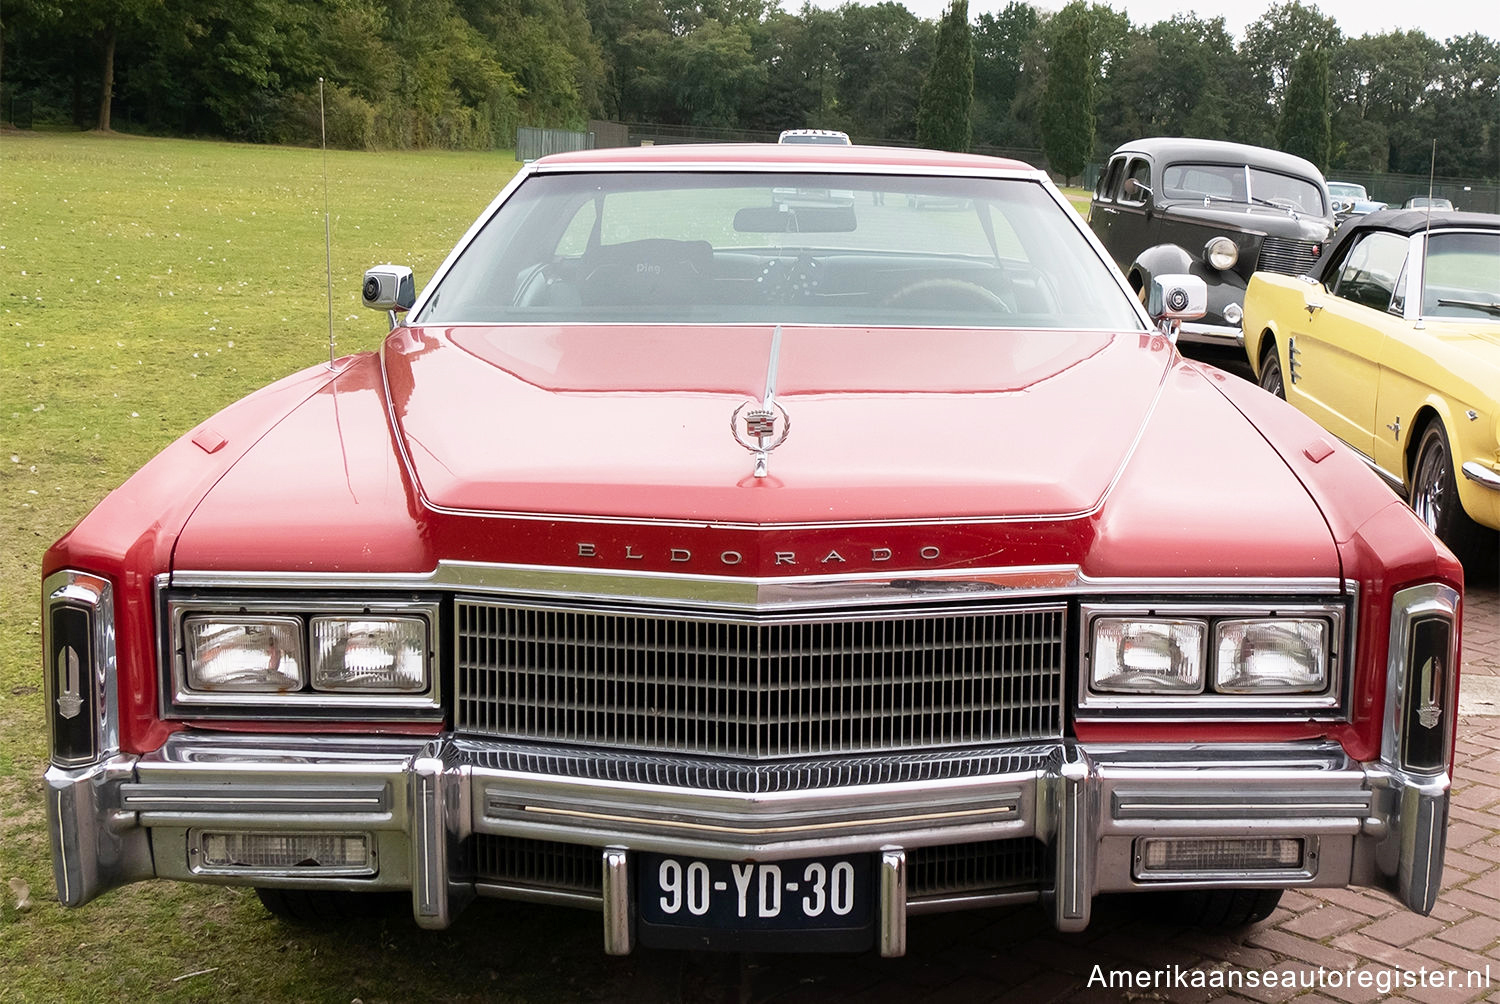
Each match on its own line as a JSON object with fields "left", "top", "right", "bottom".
{"left": 362, "top": 265, "right": 415, "bottom": 312}
{"left": 1147, "top": 273, "right": 1207, "bottom": 340}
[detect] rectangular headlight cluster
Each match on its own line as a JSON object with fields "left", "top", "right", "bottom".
{"left": 1083, "top": 602, "right": 1343, "bottom": 712}
{"left": 170, "top": 597, "right": 439, "bottom": 715}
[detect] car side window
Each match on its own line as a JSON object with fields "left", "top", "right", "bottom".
{"left": 1095, "top": 159, "right": 1123, "bottom": 202}
{"left": 1117, "top": 159, "right": 1150, "bottom": 205}
{"left": 1331, "top": 231, "right": 1410, "bottom": 313}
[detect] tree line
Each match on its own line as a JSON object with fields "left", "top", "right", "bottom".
{"left": 2, "top": 0, "right": 1495, "bottom": 179}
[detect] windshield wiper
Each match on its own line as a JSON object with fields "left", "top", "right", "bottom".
{"left": 1436, "top": 297, "right": 1500, "bottom": 316}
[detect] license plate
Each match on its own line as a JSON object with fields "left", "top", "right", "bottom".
{"left": 636, "top": 852, "right": 874, "bottom": 952}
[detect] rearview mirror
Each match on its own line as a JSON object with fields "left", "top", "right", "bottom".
{"left": 733, "top": 205, "right": 857, "bottom": 233}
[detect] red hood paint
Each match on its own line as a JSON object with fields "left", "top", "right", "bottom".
{"left": 171, "top": 325, "right": 1340, "bottom": 578}
{"left": 390, "top": 324, "right": 1169, "bottom": 521}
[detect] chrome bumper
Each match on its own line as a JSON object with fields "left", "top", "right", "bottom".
{"left": 48, "top": 735, "right": 1447, "bottom": 955}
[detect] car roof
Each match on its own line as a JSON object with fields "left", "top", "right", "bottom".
{"left": 1321, "top": 208, "right": 1500, "bottom": 269}
{"left": 533, "top": 143, "right": 1035, "bottom": 174}
{"left": 1105, "top": 137, "right": 1323, "bottom": 178}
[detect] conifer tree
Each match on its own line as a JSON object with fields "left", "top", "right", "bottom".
{"left": 915, "top": 0, "right": 974, "bottom": 152}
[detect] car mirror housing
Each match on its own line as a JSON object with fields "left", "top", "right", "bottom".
{"left": 362, "top": 265, "right": 416, "bottom": 313}
{"left": 1147, "top": 273, "right": 1207, "bottom": 323}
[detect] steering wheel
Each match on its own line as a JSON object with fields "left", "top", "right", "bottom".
{"left": 884, "top": 278, "right": 1014, "bottom": 312}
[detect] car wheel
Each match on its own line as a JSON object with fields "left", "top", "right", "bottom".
{"left": 1409, "top": 421, "right": 1495, "bottom": 570}
{"left": 1161, "top": 888, "right": 1283, "bottom": 928}
{"left": 255, "top": 887, "right": 405, "bottom": 924}
{"left": 1258, "top": 344, "right": 1285, "bottom": 400}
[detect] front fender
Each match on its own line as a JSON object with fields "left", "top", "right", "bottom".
{"left": 1131, "top": 245, "right": 1247, "bottom": 329}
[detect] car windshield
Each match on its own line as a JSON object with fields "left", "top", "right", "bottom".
{"left": 779, "top": 134, "right": 850, "bottom": 145}
{"left": 1328, "top": 183, "right": 1367, "bottom": 200}
{"left": 1160, "top": 163, "right": 1327, "bottom": 216}
{"left": 414, "top": 172, "right": 1144, "bottom": 330}
{"left": 1423, "top": 231, "right": 1500, "bottom": 320}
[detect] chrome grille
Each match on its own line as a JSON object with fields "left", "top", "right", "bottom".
{"left": 455, "top": 600, "right": 1066, "bottom": 758}
{"left": 1257, "top": 236, "right": 1322, "bottom": 277}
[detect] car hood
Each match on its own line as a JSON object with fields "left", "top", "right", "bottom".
{"left": 385, "top": 323, "right": 1170, "bottom": 522}
{"left": 170, "top": 324, "right": 1342, "bottom": 578}
{"left": 1158, "top": 202, "right": 1333, "bottom": 239}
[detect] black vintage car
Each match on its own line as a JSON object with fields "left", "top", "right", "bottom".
{"left": 1090, "top": 138, "right": 1336, "bottom": 346}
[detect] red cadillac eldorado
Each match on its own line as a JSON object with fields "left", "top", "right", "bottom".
{"left": 43, "top": 144, "right": 1462, "bottom": 955}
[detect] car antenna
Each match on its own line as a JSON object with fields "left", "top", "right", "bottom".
{"left": 1415, "top": 139, "right": 1436, "bottom": 331}
{"left": 320, "top": 76, "right": 336, "bottom": 370}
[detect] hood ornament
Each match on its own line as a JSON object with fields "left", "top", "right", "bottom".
{"left": 731, "top": 324, "right": 790, "bottom": 479}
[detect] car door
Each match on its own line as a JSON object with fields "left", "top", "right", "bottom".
{"left": 1284, "top": 230, "right": 1411, "bottom": 458}
{"left": 1095, "top": 156, "right": 1153, "bottom": 271}
{"left": 1089, "top": 157, "right": 1125, "bottom": 250}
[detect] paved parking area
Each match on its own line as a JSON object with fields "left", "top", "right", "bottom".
{"left": 560, "top": 580, "right": 1500, "bottom": 1003}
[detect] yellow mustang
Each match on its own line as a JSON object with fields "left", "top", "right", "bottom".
{"left": 1243, "top": 209, "right": 1500, "bottom": 568}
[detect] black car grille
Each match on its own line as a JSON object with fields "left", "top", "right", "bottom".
{"left": 1257, "top": 236, "right": 1322, "bottom": 277}
{"left": 467, "top": 835, "right": 1049, "bottom": 901}
{"left": 454, "top": 599, "right": 1067, "bottom": 758}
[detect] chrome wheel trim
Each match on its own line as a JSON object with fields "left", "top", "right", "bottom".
{"left": 1411, "top": 430, "right": 1449, "bottom": 534}
{"left": 1259, "top": 352, "right": 1285, "bottom": 399}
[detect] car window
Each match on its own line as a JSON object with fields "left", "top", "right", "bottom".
{"left": 1095, "top": 159, "right": 1122, "bottom": 201}
{"left": 1250, "top": 168, "right": 1327, "bottom": 215}
{"left": 414, "top": 171, "right": 1145, "bottom": 330}
{"left": 1163, "top": 164, "right": 1240, "bottom": 201}
{"left": 1331, "top": 231, "right": 1410, "bottom": 312}
{"left": 1117, "top": 159, "right": 1150, "bottom": 205}
{"left": 1423, "top": 231, "right": 1500, "bottom": 319}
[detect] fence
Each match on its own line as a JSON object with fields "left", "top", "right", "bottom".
{"left": 515, "top": 126, "right": 595, "bottom": 162}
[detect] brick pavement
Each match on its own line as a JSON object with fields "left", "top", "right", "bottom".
{"left": 583, "top": 581, "right": 1500, "bottom": 1003}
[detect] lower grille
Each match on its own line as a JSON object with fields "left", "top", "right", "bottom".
{"left": 1257, "top": 236, "right": 1322, "bottom": 277}
{"left": 471, "top": 835, "right": 602, "bottom": 895}
{"left": 909, "top": 838, "right": 1050, "bottom": 899}
{"left": 467, "top": 836, "right": 1048, "bottom": 901}
{"left": 455, "top": 599, "right": 1067, "bottom": 758}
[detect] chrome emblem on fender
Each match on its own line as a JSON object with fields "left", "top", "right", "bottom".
{"left": 732, "top": 323, "right": 790, "bottom": 478}
{"left": 56, "top": 643, "right": 83, "bottom": 720}
{"left": 1416, "top": 654, "right": 1442, "bottom": 730}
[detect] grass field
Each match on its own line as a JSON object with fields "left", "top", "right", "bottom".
{"left": 1, "top": 132, "right": 1093, "bottom": 1001}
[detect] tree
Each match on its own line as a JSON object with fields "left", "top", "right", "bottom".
{"left": 833, "top": 3, "right": 934, "bottom": 141}
{"left": 1039, "top": 4, "right": 1094, "bottom": 183}
{"left": 915, "top": 0, "right": 973, "bottom": 151}
{"left": 1277, "top": 44, "right": 1330, "bottom": 171}
{"left": 972, "top": 2, "right": 1039, "bottom": 147}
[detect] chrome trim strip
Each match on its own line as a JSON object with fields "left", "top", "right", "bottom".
{"left": 906, "top": 889, "right": 1039, "bottom": 914}
{"left": 602, "top": 848, "right": 632, "bottom": 955}
{"left": 1461, "top": 461, "right": 1500, "bottom": 490}
{"left": 411, "top": 750, "right": 450, "bottom": 928}
{"left": 121, "top": 783, "right": 389, "bottom": 815}
{"left": 1343, "top": 444, "right": 1407, "bottom": 493}
{"left": 879, "top": 849, "right": 906, "bottom": 958}
{"left": 475, "top": 881, "right": 602, "bottom": 911}
{"left": 169, "top": 564, "right": 1347, "bottom": 612}
{"left": 1111, "top": 790, "right": 1371, "bottom": 820}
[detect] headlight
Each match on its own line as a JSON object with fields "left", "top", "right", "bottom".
{"left": 311, "top": 616, "right": 428, "bottom": 692}
{"left": 1214, "top": 619, "right": 1328, "bottom": 693}
{"left": 1082, "top": 603, "right": 1344, "bottom": 710}
{"left": 170, "top": 596, "right": 440, "bottom": 715}
{"left": 1204, "top": 236, "right": 1238, "bottom": 270}
{"left": 1091, "top": 618, "right": 1206, "bottom": 693}
{"left": 185, "top": 616, "right": 304, "bottom": 692}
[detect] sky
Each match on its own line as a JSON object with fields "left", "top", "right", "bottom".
{"left": 883, "top": 0, "right": 1498, "bottom": 43}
